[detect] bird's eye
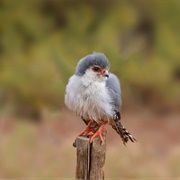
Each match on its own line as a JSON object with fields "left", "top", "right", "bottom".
{"left": 92, "top": 66, "right": 101, "bottom": 72}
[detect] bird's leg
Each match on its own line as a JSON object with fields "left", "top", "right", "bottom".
{"left": 77, "top": 121, "right": 95, "bottom": 136}
{"left": 89, "top": 121, "right": 107, "bottom": 143}
{"left": 73, "top": 120, "right": 97, "bottom": 148}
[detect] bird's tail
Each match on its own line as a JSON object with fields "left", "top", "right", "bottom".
{"left": 112, "top": 112, "right": 137, "bottom": 145}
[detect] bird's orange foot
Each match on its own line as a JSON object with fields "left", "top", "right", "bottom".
{"left": 89, "top": 122, "right": 107, "bottom": 143}
{"left": 77, "top": 121, "right": 95, "bottom": 137}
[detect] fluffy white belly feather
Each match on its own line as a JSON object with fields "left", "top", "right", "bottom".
{"left": 65, "top": 75, "right": 113, "bottom": 123}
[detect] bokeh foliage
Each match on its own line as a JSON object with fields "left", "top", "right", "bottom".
{"left": 0, "top": 0, "right": 179, "bottom": 117}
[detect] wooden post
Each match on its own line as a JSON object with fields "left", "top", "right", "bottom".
{"left": 75, "top": 135, "right": 106, "bottom": 180}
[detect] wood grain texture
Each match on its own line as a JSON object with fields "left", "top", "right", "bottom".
{"left": 75, "top": 135, "right": 106, "bottom": 180}
{"left": 75, "top": 136, "right": 90, "bottom": 180}
{"left": 89, "top": 136, "right": 106, "bottom": 180}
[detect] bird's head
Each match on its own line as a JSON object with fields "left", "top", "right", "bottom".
{"left": 75, "top": 52, "right": 110, "bottom": 81}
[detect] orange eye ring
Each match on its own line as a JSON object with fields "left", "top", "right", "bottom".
{"left": 92, "top": 66, "right": 101, "bottom": 72}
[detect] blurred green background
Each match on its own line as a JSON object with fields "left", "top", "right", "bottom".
{"left": 0, "top": 0, "right": 180, "bottom": 179}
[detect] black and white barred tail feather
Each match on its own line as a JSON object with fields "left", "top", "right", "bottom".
{"left": 112, "top": 111, "right": 137, "bottom": 145}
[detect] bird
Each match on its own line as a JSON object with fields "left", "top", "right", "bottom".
{"left": 65, "top": 52, "right": 136, "bottom": 145}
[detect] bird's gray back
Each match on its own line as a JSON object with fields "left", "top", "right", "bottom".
{"left": 106, "top": 73, "right": 122, "bottom": 111}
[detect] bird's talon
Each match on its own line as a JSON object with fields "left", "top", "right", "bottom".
{"left": 89, "top": 122, "right": 107, "bottom": 143}
{"left": 87, "top": 133, "right": 94, "bottom": 136}
{"left": 99, "top": 133, "right": 103, "bottom": 141}
{"left": 77, "top": 121, "right": 95, "bottom": 137}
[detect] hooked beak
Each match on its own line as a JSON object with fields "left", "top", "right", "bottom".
{"left": 102, "top": 70, "right": 109, "bottom": 78}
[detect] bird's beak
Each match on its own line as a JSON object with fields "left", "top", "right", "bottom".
{"left": 102, "top": 70, "right": 109, "bottom": 78}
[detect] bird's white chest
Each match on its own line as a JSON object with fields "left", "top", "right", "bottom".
{"left": 65, "top": 75, "right": 113, "bottom": 123}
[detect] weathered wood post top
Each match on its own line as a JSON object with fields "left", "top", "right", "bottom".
{"left": 75, "top": 135, "right": 106, "bottom": 180}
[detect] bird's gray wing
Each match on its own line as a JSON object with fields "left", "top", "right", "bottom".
{"left": 106, "top": 73, "right": 136, "bottom": 144}
{"left": 106, "top": 73, "right": 122, "bottom": 111}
